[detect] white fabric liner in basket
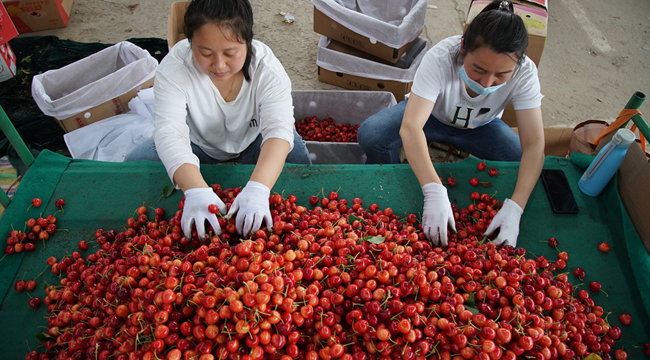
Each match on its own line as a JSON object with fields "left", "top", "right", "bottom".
{"left": 312, "top": 0, "right": 428, "bottom": 48}
{"left": 31, "top": 41, "right": 158, "bottom": 121}
{"left": 316, "top": 36, "right": 428, "bottom": 83}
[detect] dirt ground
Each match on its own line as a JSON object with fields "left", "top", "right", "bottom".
{"left": 17, "top": 0, "right": 650, "bottom": 129}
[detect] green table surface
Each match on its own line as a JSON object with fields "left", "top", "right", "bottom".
{"left": 0, "top": 150, "right": 648, "bottom": 358}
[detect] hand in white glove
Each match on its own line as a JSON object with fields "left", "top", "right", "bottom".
{"left": 484, "top": 198, "right": 523, "bottom": 248}
{"left": 226, "top": 181, "right": 272, "bottom": 238}
{"left": 181, "top": 187, "right": 227, "bottom": 240}
{"left": 421, "top": 182, "right": 456, "bottom": 247}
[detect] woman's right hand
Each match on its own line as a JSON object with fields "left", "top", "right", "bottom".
{"left": 181, "top": 187, "right": 227, "bottom": 240}
{"left": 421, "top": 182, "right": 456, "bottom": 247}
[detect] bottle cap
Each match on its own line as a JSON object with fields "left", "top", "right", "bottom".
{"left": 612, "top": 128, "right": 635, "bottom": 147}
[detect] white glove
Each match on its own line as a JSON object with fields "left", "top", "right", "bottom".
{"left": 181, "top": 187, "right": 227, "bottom": 240}
{"left": 421, "top": 182, "right": 456, "bottom": 247}
{"left": 226, "top": 181, "right": 272, "bottom": 238}
{"left": 484, "top": 198, "right": 523, "bottom": 247}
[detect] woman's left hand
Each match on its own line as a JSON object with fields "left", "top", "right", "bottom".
{"left": 226, "top": 181, "right": 273, "bottom": 237}
{"left": 484, "top": 198, "right": 523, "bottom": 247}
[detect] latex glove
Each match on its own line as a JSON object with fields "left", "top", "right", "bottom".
{"left": 421, "top": 182, "right": 457, "bottom": 247}
{"left": 484, "top": 198, "right": 523, "bottom": 247}
{"left": 181, "top": 187, "right": 227, "bottom": 240}
{"left": 226, "top": 181, "right": 272, "bottom": 238}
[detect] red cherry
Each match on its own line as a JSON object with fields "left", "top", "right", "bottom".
{"left": 574, "top": 267, "right": 586, "bottom": 280}
{"left": 54, "top": 198, "right": 65, "bottom": 208}
{"left": 470, "top": 177, "right": 480, "bottom": 186}
{"left": 208, "top": 204, "right": 219, "bottom": 214}
{"left": 589, "top": 281, "right": 602, "bottom": 293}
{"left": 46, "top": 256, "right": 57, "bottom": 266}
{"left": 488, "top": 167, "right": 498, "bottom": 176}
{"left": 25, "top": 280, "right": 37, "bottom": 291}
{"left": 446, "top": 177, "right": 457, "bottom": 187}
{"left": 548, "top": 237, "right": 559, "bottom": 247}
{"left": 78, "top": 240, "right": 89, "bottom": 251}
{"left": 31, "top": 198, "right": 42, "bottom": 207}
{"left": 614, "top": 349, "right": 628, "bottom": 360}
{"left": 28, "top": 297, "right": 41, "bottom": 308}
{"left": 14, "top": 280, "right": 25, "bottom": 292}
{"left": 477, "top": 162, "right": 487, "bottom": 171}
{"left": 598, "top": 242, "right": 610, "bottom": 253}
{"left": 619, "top": 313, "right": 632, "bottom": 326}
{"left": 309, "top": 195, "right": 319, "bottom": 206}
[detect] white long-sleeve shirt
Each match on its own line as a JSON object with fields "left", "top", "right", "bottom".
{"left": 153, "top": 39, "right": 295, "bottom": 182}
{"left": 411, "top": 35, "right": 543, "bottom": 129}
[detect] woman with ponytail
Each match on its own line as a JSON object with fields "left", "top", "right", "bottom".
{"left": 358, "top": 0, "right": 544, "bottom": 249}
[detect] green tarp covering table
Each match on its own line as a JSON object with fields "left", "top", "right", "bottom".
{"left": 0, "top": 150, "right": 648, "bottom": 358}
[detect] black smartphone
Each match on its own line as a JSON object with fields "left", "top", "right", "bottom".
{"left": 540, "top": 169, "right": 579, "bottom": 214}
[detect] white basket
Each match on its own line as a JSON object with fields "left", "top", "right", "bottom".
{"left": 31, "top": 41, "right": 158, "bottom": 120}
{"left": 293, "top": 90, "right": 397, "bottom": 164}
{"left": 312, "top": 0, "right": 428, "bottom": 48}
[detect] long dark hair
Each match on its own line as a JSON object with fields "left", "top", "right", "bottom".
{"left": 456, "top": 0, "right": 528, "bottom": 65}
{"left": 184, "top": 0, "right": 254, "bottom": 81}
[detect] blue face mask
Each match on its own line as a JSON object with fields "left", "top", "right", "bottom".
{"left": 459, "top": 67, "right": 506, "bottom": 95}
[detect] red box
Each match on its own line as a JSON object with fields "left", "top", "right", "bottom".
{"left": 0, "top": 2, "right": 18, "bottom": 44}
{"left": 2, "top": 0, "right": 73, "bottom": 33}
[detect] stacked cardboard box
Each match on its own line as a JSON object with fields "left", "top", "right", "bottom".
{"left": 313, "top": 0, "right": 429, "bottom": 102}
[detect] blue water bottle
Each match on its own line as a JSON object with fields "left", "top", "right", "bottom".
{"left": 578, "top": 128, "right": 635, "bottom": 196}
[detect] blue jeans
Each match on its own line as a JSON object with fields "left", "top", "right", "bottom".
{"left": 124, "top": 128, "right": 312, "bottom": 164}
{"left": 357, "top": 100, "right": 522, "bottom": 164}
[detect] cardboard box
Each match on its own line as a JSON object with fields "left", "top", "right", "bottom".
{"left": 466, "top": 0, "right": 548, "bottom": 126}
{"left": 292, "top": 90, "right": 397, "bottom": 164}
{"left": 318, "top": 67, "right": 412, "bottom": 103}
{"left": 0, "top": 42, "right": 16, "bottom": 82}
{"left": 0, "top": 2, "right": 18, "bottom": 44}
{"left": 167, "top": 1, "right": 189, "bottom": 49}
{"left": 317, "top": 37, "right": 426, "bottom": 102}
{"left": 595, "top": 132, "right": 650, "bottom": 255}
{"left": 57, "top": 77, "right": 154, "bottom": 133}
{"left": 313, "top": 7, "right": 419, "bottom": 64}
{"left": 2, "top": 0, "right": 73, "bottom": 33}
{"left": 513, "top": 127, "right": 573, "bottom": 157}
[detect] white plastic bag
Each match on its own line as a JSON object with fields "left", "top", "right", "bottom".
{"left": 312, "top": 0, "right": 428, "bottom": 48}
{"left": 63, "top": 88, "right": 155, "bottom": 162}
{"left": 316, "top": 36, "right": 427, "bottom": 83}
{"left": 32, "top": 41, "right": 158, "bottom": 120}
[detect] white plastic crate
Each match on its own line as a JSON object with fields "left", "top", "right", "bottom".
{"left": 292, "top": 90, "right": 397, "bottom": 164}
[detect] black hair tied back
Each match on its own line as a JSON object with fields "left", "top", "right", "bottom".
{"left": 462, "top": 0, "right": 528, "bottom": 64}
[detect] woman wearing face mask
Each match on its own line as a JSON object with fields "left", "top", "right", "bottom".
{"left": 357, "top": 0, "right": 544, "bottom": 249}
{"left": 125, "top": 0, "right": 311, "bottom": 240}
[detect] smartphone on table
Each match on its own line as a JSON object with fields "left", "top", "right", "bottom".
{"left": 540, "top": 169, "right": 579, "bottom": 214}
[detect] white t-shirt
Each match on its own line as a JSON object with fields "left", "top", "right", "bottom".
{"left": 411, "top": 35, "right": 543, "bottom": 129}
{"left": 153, "top": 39, "right": 295, "bottom": 182}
